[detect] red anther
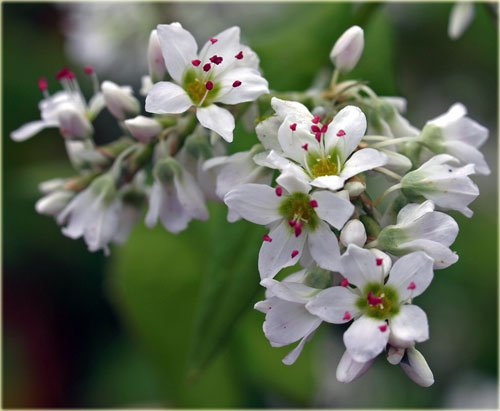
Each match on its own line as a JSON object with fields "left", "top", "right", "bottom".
{"left": 291, "top": 250, "right": 299, "bottom": 258}
{"left": 312, "top": 115, "right": 321, "bottom": 124}
{"left": 191, "top": 59, "right": 201, "bottom": 67}
{"left": 203, "top": 63, "right": 212, "bottom": 72}
{"left": 232, "top": 80, "right": 242, "bottom": 87}
{"left": 263, "top": 234, "right": 272, "bottom": 242}
{"left": 84, "top": 65, "right": 94, "bottom": 75}
{"left": 205, "top": 81, "right": 214, "bottom": 90}
{"left": 376, "top": 258, "right": 383, "bottom": 266}
{"left": 209, "top": 37, "right": 218, "bottom": 44}
{"left": 55, "top": 67, "right": 70, "bottom": 80}
{"left": 340, "top": 278, "right": 349, "bottom": 287}
{"left": 288, "top": 220, "right": 296, "bottom": 227}
{"left": 315, "top": 132, "right": 322, "bottom": 142}
{"left": 38, "top": 77, "right": 48, "bottom": 92}
{"left": 379, "top": 324, "right": 388, "bottom": 332}
{"left": 367, "top": 291, "right": 383, "bottom": 306}
{"left": 275, "top": 186, "right": 283, "bottom": 197}
{"left": 311, "top": 125, "right": 321, "bottom": 133}
{"left": 310, "top": 199, "right": 318, "bottom": 208}
{"left": 343, "top": 311, "right": 351, "bottom": 321}
{"left": 289, "top": 123, "right": 297, "bottom": 131}
{"left": 301, "top": 143, "right": 308, "bottom": 151}
{"left": 235, "top": 51, "right": 244, "bottom": 59}
{"left": 407, "top": 281, "right": 416, "bottom": 290}
{"left": 321, "top": 124, "right": 328, "bottom": 133}
{"left": 294, "top": 222, "right": 303, "bottom": 237}
{"left": 215, "top": 56, "right": 223, "bottom": 64}
{"left": 209, "top": 55, "right": 218, "bottom": 63}
{"left": 337, "top": 129, "right": 346, "bottom": 137}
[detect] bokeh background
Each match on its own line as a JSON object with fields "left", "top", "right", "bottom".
{"left": 3, "top": 2, "right": 498, "bottom": 408}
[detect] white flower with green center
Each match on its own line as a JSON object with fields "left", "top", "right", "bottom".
{"left": 255, "top": 98, "right": 387, "bottom": 191}
{"left": 224, "top": 168, "right": 354, "bottom": 279}
{"left": 255, "top": 267, "right": 332, "bottom": 365}
{"left": 306, "top": 244, "right": 434, "bottom": 363}
{"left": 375, "top": 200, "right": 459, "bottom": 269}
{"left": 145, "top": 22, "right": 269, "bottom": 142}
{"left": 419, "top": 103, "right": 490, "bottom": 175}
{"left": 401, "top": 154, "right": 479, "bottom": 217}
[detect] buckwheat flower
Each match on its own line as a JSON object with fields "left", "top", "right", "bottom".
{"left": 255, "top": 267, "right": 331, "bottom": 365}
{"left": 145, "top": 23, "right": 269, "bottom": 142}
{"left": 419, "top": 103, "right": 490, "bottom": 175}
{"left": 101, "top": 81, "right": 140, "bottom": 120}
{"left": 376, "top": 200, "right": 459, "bottom": 269}
{"left": 145, "top": 144, "right": 209, "bottom": 234}
{"left": 224, "top": 167, "right": 354, "bottom": 279}
{"left": 255, "top": 98, "right": 387, "bottom": 192}
{"left": 124, "top": 115, "right": 162, "bottom": 144}
{"left": 329, "top": 26, "right": 364, "bottom": 73}
{"left": 401, "top": 154, "right": 479, "bottom": 217}
{"left": 11, "top": 70, "right": 103, "bottom": 141}
{"left": 57, "top": 174, "right": 122, "bottom": 255}
{"left": 306, "top": 245, "right": 434, "bottom": 363}
{"left": 448, "top": 2, "right": 475, "bottom": 40}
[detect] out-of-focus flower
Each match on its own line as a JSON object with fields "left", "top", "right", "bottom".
{"left": 124, "top": 115, "right": 163, "bottom": 144}
{"left": 448, "top": 2, "right": 475, "bottom": 40}
{"left": 329, "top": 26, "right": 364, "bottom": 73}
{"left": 101, "top": 81, "right": 140, "bottom": 120}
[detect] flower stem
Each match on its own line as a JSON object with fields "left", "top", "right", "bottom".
{"left": 374, "top": 167, "right": 403, "bottom": 181}
{"left": 371, "top": 136, "right": 419, "bottom": 149}
{"left": 373, "top": 183, "right": 402, "bottom": 207}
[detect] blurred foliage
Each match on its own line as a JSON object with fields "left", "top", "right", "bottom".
{"left": 3, "top": 2, "right": 498, "bottom": 408}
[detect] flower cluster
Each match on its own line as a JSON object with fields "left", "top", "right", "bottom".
{"left": 11, "top": 22, "right": 490, "bottom": 386}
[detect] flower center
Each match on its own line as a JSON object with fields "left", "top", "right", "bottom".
{"left": 183, "top": 69, "right": 218, "bottom": 107}
{"left": 309, "top": 156, "right": 339, "bottom": 177}
{"left": 278, "top": 192, "right": 319, "bottom": 232}
{"left": 356, "top": 282, "right": 400, "bottom": 320}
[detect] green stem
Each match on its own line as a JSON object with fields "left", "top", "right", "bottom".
{"left": 371, "top": 136, "right": 420, "bottom": 149}
{"left": 374, "top": 167, "right": 403, "bottom": 181}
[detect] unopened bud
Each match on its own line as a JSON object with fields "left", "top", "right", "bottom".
{"left": 340, "top": 219, "right": 367, "bottom": 248}
{"left": 35, "top": 190, "right": 74, "bottom": 216}
{"left": 387, "top": 346, "right": 405, "bottom": 365}
{"left": 101, "top": 81, "right": 140, "bottom": 120}
{"left": 359, "top": 214, "right": 381, "bottom": 239}
{"left": 448, "top": 2, "right": 475, "bottom": 40}
{"left": 330, "top": 26, "right": 364, "bottom": 73}
{"left": 345, "top": 180, "right": 366, "bottom": 197}
{"left": 400, "top": 347, "right": 434, "bottom": 387}
{"left": 124, "top": 115, "right": 162, "bottom": 144}
{"left": 147, "top": 29, "right": 166, "bottom": 82}
{"left": 57, "top": 104, "right": 93, "bottom": 139}
{"left": 336, "top": 350, "right": 373, "bottom": 383}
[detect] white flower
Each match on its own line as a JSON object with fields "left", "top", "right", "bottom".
{"left": 224, "top": 168, "right": 354, "bottom": 279}
{"left": 124, "top": 115, "right": 162, "bottom": 143}
{"left": 401, "top": 154, "right": 479, "bottom": 217}
{"left": 145, "top": 146, "right": 209, "bottom": 234}
{"left": 255, "top": 268, "right": 328, "bottom": 365}
{"left": 306, "top": 245, "right": 434, "bottom": 363}
{"left": 420, "top": 103, "right": 490, "bottom": 175}
{"left": 101, "top": 81, "right": 140, "bottom": 120}
{"left": 376, "top": 200, "right": 459, "bottom": 269}
{"left": 145, "top": 23, "right": 269, "bottom": 142}
{"left": 255, "top": 98, "right": 387, "bottom": 192}
{"left": 448, "top": 2, "right": 475, "bottom": 40}
{"left": 329, "top": 26, "right": 364, "bottom": 73}
{"left": 57, "top": 174, "right": 122, "bottom": 255}
{"left": 340, "top": 219, "right": 367, "bottom": 248}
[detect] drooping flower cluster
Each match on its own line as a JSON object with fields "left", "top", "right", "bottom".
{"left": 11, "top": 22, "right": 490, "bottom": 387}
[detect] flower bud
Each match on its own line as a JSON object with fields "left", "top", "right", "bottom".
{"left": 124, "top": 115, "right": 162, "bottom": 143}
{"left": 387, "top": 346, "right": 405, "bottom": 365}
{"left": 101, "top": 81, "right": 140, "bottom": 120}
{"left": 330, "top": 26, "right": 364, "bottom": 73}
{"left": 57, "top": 104, "right": 93, "bottom": 139}
{"left": 39, "top": 178, "right": 66, "bottom": 194}
{"left": 448, "top": 2, "right": 475, "bottom": 40}
{"left": 400, "top": 347, "right": 434, "bottom": 387}
{"left": 336, "top": 350, "right": 373, "bottom": 383}
{"left": 147, "top": 29, "right": 166, "bottom": 82}
{"left": 340, "top": 219, "right": 367, "bottom": 247}
{"left": 344, "top": 180, "right": 366, "bottom": 196}
{"left": 35, "top": 190, "right": 74, "bottom": 216}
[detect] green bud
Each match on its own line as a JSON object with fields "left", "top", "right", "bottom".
{"left": 154, "top": 157, "right": 181, "bottom": 183}
{"left": 304, "top": 267, "right": 333, "bottom": 289}
{"left": 360, "top": 214, "right": 381, "bottom": 239}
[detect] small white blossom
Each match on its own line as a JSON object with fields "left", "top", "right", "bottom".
{"left": 124, "top": 115, "right": 163, "bottom": 143}
{"left": 101, "top": 81, "right": 140, "bottom": 120}
{"left": 377, "top": 200, "right": 459, "bottom": 269}
{"left": 224, "top": 168, "right": 354, "bottom": 279}
{"left": 145, "top": 23, "right": 269, "bottom": 142}
{"left": 401, "top": 154, "right": 479, "bottom": 217}
{"left": 329, "top": 26, "right": 364, "bottom": 73}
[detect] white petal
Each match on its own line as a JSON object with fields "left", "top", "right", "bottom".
{"left": 324, "top": 105, "right": 367, "bottom": 161}
{"left": 145, "top": 181, "right": 163, "bottom": 228}
{"left": 216, "top": 67, "right": 269, "bottom": 105}
{"left": 255, "top": 116, "right": 283, "bottom": 151}
{"left": 389, "top": 305, "right": 429, "bottom": 348}
{"left": 260, "top": 278, "right": 318, "bottom": 304}
{"left": 401, "top": 239, "right": 459, "bottom": 269}
{"left": 199, "top": 26, "right": 240, "bottom": 64}
{"left": 336, "top": 350, "right": 374, "bottom": 383}
{"left": 158, "top": 184, "right": 191, "bottom": 234}
{"left": 196, "top": 105, "right": 235, "bottom": 142}
{"left": 340, "top": 219, "right": 367, "bottom": 248}
{"left": 341, "top": 244, "right": 384, "bottom": 289}
{"left": 399, "top": 347, "right": 434, "bottom": 387}
{"left": 253, "top": 150, "right": 294, "bottom": 170}
{"left": 258, "top": 220, "right": 307, "bottom": 279}
{"left": 157, "top": 22, "right": 198, "bottom": 84}
{"left": 343, "top": 315, "right": 389, "bottom": 363}
{"left": 306, "top": 286, "right": 360, "bottom": 323}
{"left": 311, "top": 190, "right": 354, "bottom": 230}
{"left": 405, "top": 209, "right": 459, "bottom": 246}
{"left": 397, "top": 200, "right": 435, "bottom": 225}
{"left": 445, "top": 141, "right": 490, "bottom": 175}
{"left": 387, "top": 252, "right": 434, "bottom": 301}
{"left": 271, "top": 97, "right": 313, "bottom": 121}
{"left": 173, "top": 167, "right": 209, "bottom": 220}
{"left": 276, "top": 166, "right": 311, "bottom": 194}
{"left": 277, "top": 118, "right": 318, "bottom": 165}
{"left": 11, "top": 120, "right": 53, "bottom": 142}
{"left": 448, "top": 2, "right": 475, "bottom": 40}
{"left": 224, "top": 184, "right": 281, "bottom": 225}
{"left": 339, "top": 148, "right": 387, "bottom": 181}
{"left": 124, "top": 115, "right": 162, "bottom": 143}
{"left": 310, "top": 175, "right": 345, "bottom": 191}
{"left": 262, "top": 297, "right": 322, "bottom": 346}
{"left": 145, "top": 81, "right": 192, "bottom": 114}
{"left": 282, "top": 328, "right": 318, "bottom": 365}
{"left": 381, "top": 150, "right": 412, "bottom": 174}
{"left": 308, "top": 221, "right": 342, "bottom": 272}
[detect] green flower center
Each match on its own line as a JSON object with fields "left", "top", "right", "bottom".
{"left": 183, "top": 69, "right": 219, "bottom": 107}
{"left": 307, "top": 150, "right": 342, "bottom": 178}
{"left": 356, "top": 282, "right": 400, "bottom": 320}
{"left": 278, "top": 192, "right": 319, "bottom": 231}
